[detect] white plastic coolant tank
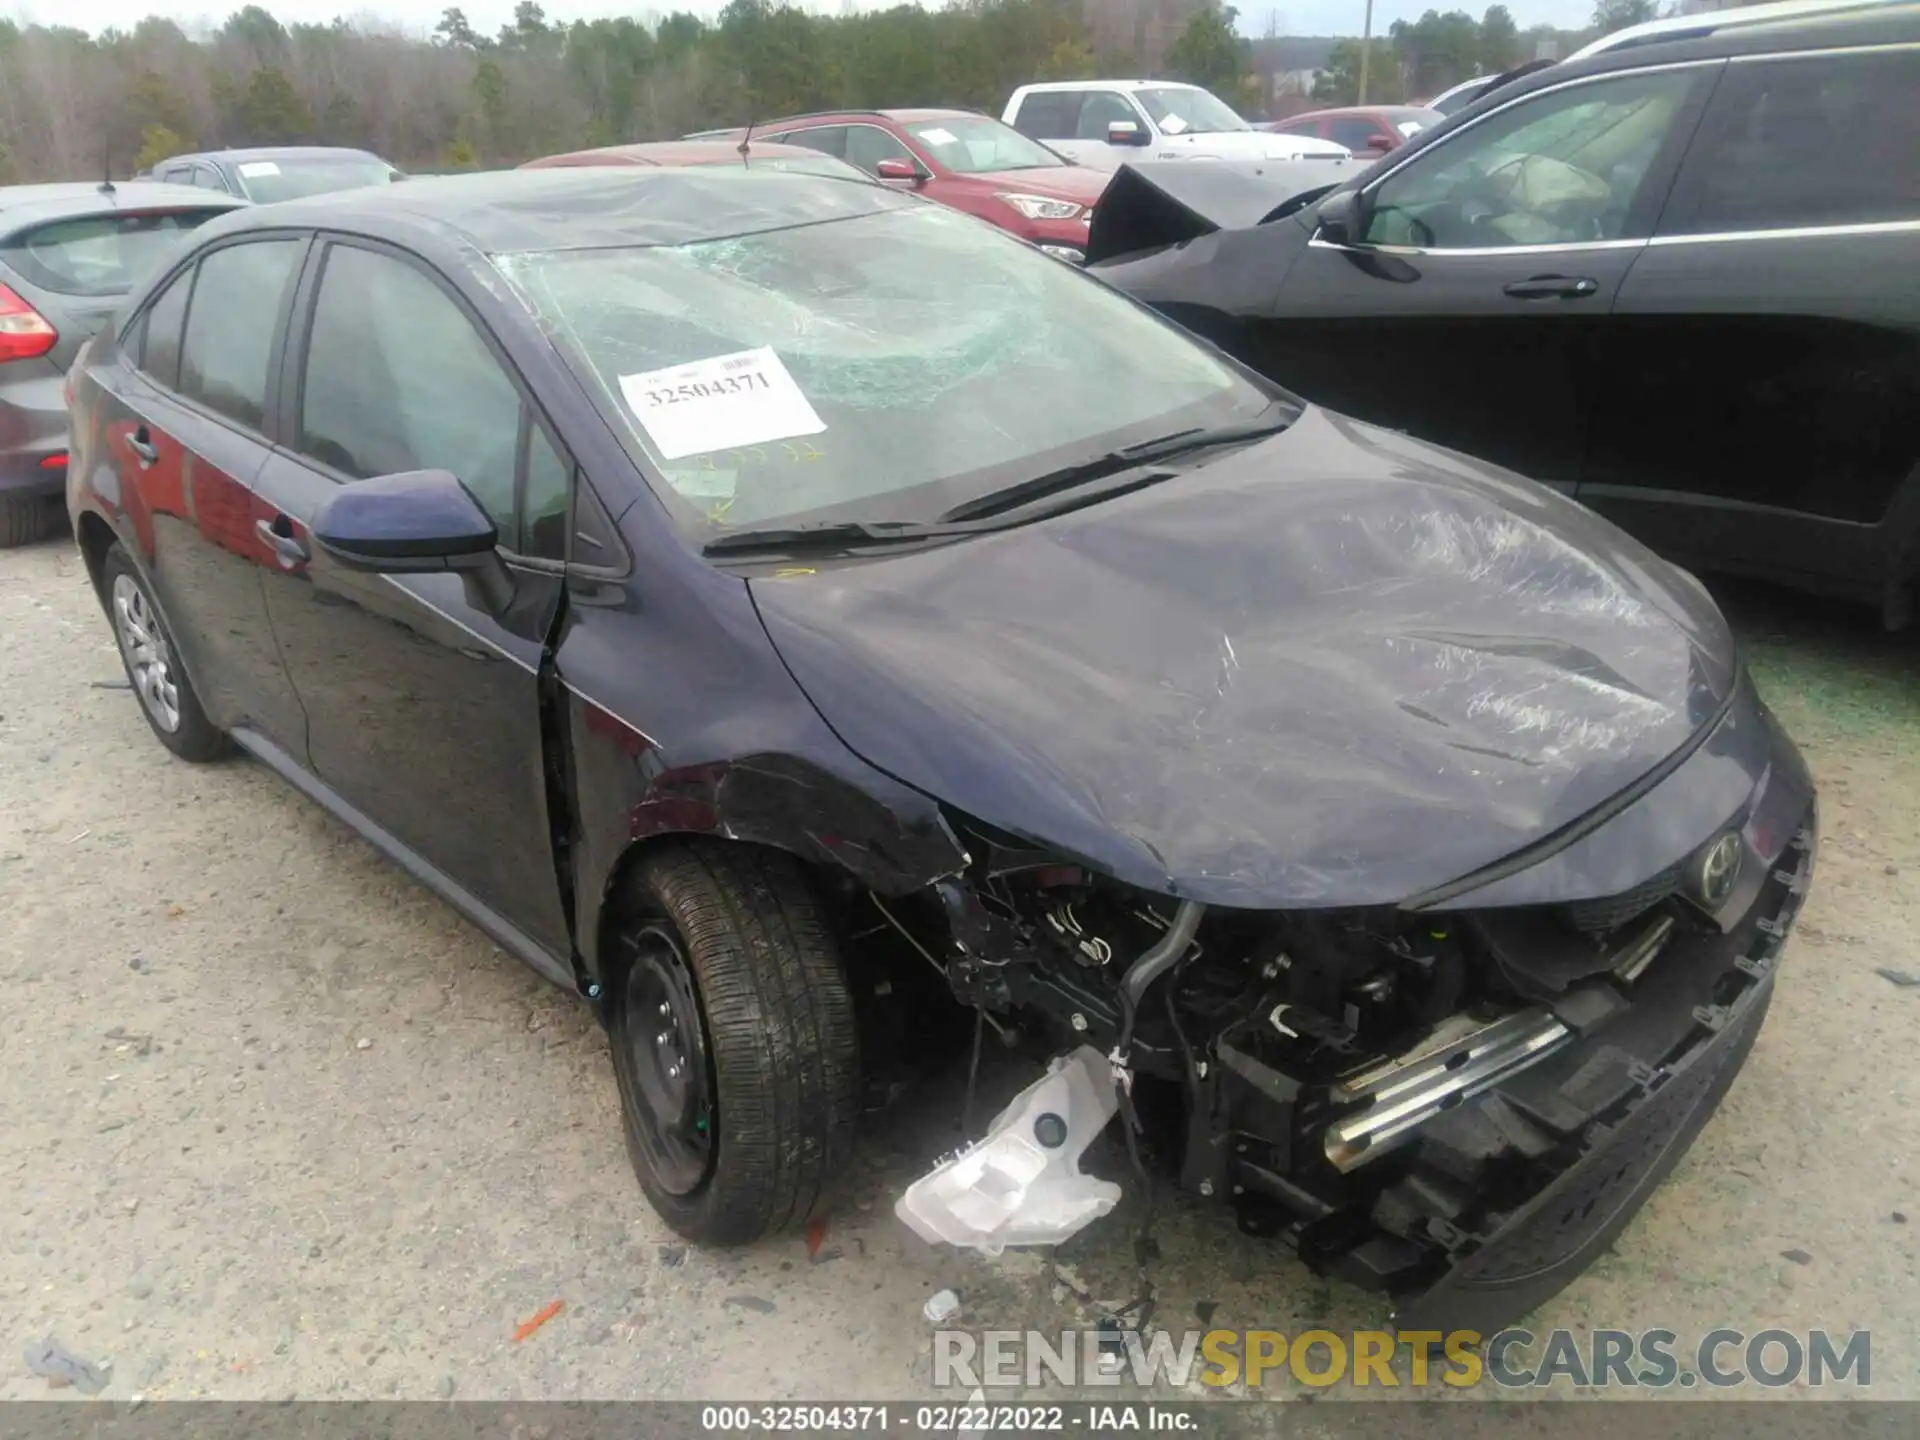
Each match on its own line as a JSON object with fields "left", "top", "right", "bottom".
{"left": 895, "top": 1045, "right": 1122, "bottom": 1254}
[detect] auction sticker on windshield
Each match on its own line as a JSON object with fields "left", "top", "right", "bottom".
{"left": 619, "top": 347, "right": 825, "bottom": 461}
{"left": 237, "top": 161, "right": 280, "bottom": 177}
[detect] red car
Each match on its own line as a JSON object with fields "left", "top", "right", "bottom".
{"left": 689, "top": 109, "right": 1110, "bottom": 263}
{"left": 1260, "top": 105, "right": 1443, "bottom": 159}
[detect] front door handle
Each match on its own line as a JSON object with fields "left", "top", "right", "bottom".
{"left": 1503, "top": 275, "right": 1600, "bottom": 300}
{"left": 125, "top": 428, "right": 158, "bottom": 467}
{"left": 255, "top": 516, "right": 309, "bottom": 569}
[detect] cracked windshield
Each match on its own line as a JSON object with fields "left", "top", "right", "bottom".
{"left": 502, "top": 202, "right": 1259, "bottom": 533}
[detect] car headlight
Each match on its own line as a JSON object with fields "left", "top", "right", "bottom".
{"left": 998, "top": 193, "right": 1083, "bottom": 221}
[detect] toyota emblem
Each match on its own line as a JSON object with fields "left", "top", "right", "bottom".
{"left": 1694, "top": 832, "right": 1744, "bottom": 909}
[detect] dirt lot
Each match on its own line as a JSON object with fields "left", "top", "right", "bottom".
{"left": 2, "top": 534, "right": 1917, "bottom": 1402}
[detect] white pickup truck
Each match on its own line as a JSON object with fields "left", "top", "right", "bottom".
{"left": 1002, "top": 80, "right": 1353, "bottom": 171}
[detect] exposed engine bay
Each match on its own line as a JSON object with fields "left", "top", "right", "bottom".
{"left": 864, "top": 804, "right": 1816, "bottom": 1334}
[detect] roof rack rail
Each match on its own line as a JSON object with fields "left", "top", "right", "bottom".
{"left": 684, "top": 108, "right": 894, "bottom": 138}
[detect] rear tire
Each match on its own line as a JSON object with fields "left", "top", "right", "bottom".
{"left": 607, "top": 841, "right": 860, "bottom": 1244}
{"left": 0, "top": 493, "right": 62, "bottom": 549}
{"left": 101, "top": 544, "right": 231, "bottom": 763}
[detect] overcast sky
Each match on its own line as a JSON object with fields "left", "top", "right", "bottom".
{"left": 5, "top": 1, "right": 1603, "bottom": 40}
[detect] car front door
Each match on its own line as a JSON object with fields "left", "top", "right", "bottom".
{"left": 1261, "top": 63, "right": 1718, "bottom": 493}
{"left": 92, "top": 236, "right": 313, "bottom": 748}
{"left": 1579, "top": 44, "right": 1920, "bottom": 613}
{"left": 250, "top": 237, "right": 575, "bottom": 972}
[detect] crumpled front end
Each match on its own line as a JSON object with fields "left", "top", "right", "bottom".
{"left": 871, "top": 676, "right": 1814, "bottom": 1336}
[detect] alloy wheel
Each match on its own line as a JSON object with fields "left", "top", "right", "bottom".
{"left": 111, "top": 573, "right": 181, "bottom": 733}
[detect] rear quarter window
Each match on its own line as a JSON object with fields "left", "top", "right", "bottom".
{"left": 0, "top": 210, "right": 231, "bottom": 298}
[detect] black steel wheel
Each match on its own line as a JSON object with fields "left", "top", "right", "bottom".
{"left": 619, "top": 922, "right": 716, "bottom": 1196}
{"left": 606, "top": 841, "right": 860, "bottom": 1244}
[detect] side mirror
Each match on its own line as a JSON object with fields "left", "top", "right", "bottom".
{"left": 1365, "top": 134, "right": 1394, "bottom": 154}
{"left": 311, "top": 469, "right": 516, "bottom": 611}
{"left": 1315, "top": 189, "right": 1364, "bottom": 246}
{"left": 874, "top": 156, "right": 924, "bottom": 184}
{"left": 1106, "top": 120, "right": 1150, "bottom": 147}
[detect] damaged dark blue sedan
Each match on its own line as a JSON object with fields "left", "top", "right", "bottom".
{"left": 65, "top": 166, "right": 1815, "bottom": 1335}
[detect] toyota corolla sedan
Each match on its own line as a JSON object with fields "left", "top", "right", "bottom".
{"left": 66, "top": 167, "right": 1814, "bottom": 1334}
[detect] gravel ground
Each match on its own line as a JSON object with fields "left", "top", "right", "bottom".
{"left": 2, "top": 535, "right": 1916, "bottom": 1402}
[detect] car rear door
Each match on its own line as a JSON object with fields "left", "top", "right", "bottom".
{"left": 1259, "top": 62, "right": 1719, "bottom": 493}
{"left": 249, "top": 235, "right": 575, "bottom": 971}
{"left": 1579, "top": 43, "right": 1920, "bottom": 610}
{"left": 87, "top": 235, "right": 312, "bottom": 748}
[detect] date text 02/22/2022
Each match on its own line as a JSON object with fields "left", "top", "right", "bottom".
{"left": 697, "top": 1404, "right": 1200, "bottom": 1432}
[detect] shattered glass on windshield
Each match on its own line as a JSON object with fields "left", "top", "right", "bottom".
{"left": 497, "top": 205, "right": 1250, "bottom": 530}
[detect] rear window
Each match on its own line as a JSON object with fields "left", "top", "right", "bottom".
{"left": 0, "top": 210, "right": 229, "bottom": 298}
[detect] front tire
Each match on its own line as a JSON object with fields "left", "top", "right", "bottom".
{"left": 607, "top": 842, "right": 860, "bottom": 1244}
{"left": 101, "top": 544, "right": 230, "bottom": 763}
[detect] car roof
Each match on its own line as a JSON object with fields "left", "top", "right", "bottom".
{"left": 523, "top": 139, "right": 836, "bottom": 168}
{"left": 162, "top": 146, "right": 391, "bottom": 166}
{"left": 1565, "top": 0, "right": 1898, "bottom": 60}
{"left": 190, "top": 165, "right": 912, "bottom": 257}
{"left": 1449, "top": 0, "right": 1918, "bottom": 114}
{"left": 0, "top": 181, "right": 245, "bottom": 240}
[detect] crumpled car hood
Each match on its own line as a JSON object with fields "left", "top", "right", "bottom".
{"left": 748, "top": 407, "right": 1737, "bottom": 908}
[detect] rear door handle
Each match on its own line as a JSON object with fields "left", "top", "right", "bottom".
{"left": 255, "top": 516, "right": 309, "bottom": 568}
{"left": 126, "top": 428, "right": 158, "bottom": 467}
{"left": 1503, "top": 275, "right": 1600, "bottom": 300}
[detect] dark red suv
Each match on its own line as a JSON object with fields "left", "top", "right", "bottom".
{"left": 689, "top": 108, "right": 1111, "bottom": 262}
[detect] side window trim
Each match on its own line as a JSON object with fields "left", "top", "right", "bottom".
{"left": 281, "top": 232, "right": 579, "bottom": 563}
{"left": 1335, "top": 59, "right": 1722, "bottom": 255}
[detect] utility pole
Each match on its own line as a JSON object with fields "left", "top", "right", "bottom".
{"left": 1358, "top": 0, "right": 1374, "bottom": 104}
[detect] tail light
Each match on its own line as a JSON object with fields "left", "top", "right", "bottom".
{"left": 0, "top": 282, "right": 57, "bottom": 363}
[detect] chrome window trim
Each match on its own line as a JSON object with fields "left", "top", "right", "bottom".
{"left": 1307, "top": 235, "right": 1647, "bottom": 258}
{"left": 1728, "top": 39, "right": 1920, "bottom": 62}
{"left": 1650, "top": 217, "right": 1920, "bottom": 246}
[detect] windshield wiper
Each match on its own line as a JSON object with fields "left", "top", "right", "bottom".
{"left": 937, "top": 416, "right": 1293, "bottom": 525}
{"left": 702, "top": 519, "right": 965, "bottom": 557}
{"left": 705, "top": 416, "right": 1293, "bottom": 557}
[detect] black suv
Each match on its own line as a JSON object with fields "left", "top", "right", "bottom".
{"left": 1092, "top": 2, "right": 1920, "bottom": 624}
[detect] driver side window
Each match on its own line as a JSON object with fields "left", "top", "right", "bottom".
{"left": 1361, "top": 69, "right": 1701, "bottom": 250}
{"left": 1078, "top": 92, "right": 1140, "bottom": 141}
